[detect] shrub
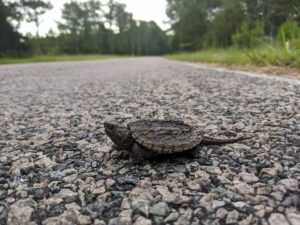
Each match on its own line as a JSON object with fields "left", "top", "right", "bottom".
{"left": 232, "top": 21, "right": 266, "bottom": 48}
{"left": 278, "top": 20, "right": 300, "bottom": 50}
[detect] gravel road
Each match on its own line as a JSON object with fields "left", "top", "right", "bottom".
{"left": 0, "top": 57, "right": 299, "bottom": 225}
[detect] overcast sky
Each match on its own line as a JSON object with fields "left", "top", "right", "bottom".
{"left": 19, "top": 0, "right": 169, "bottom": 35}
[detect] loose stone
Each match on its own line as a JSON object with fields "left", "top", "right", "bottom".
{"left": 268, "top": 213, "right": 289, "bottom": 225}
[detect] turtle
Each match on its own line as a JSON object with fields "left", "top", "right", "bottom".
{"left": 104, "top": 120, "right": 253, "bottom": 160}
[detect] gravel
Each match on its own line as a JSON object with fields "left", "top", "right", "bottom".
{"left": 0, "top": 57, "right": 299, "bottom": 225}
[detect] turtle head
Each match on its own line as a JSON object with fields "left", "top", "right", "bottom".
{"left": 104, "top": 121, "right": 134, "bottom": 150}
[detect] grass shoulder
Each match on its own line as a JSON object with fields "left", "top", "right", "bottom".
{"left": 0, "top": 54, "right": 124, "bottom": 65}
{"left": 166, "top": 47, "right": 300, "bottom": 79}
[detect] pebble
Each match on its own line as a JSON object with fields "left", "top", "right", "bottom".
{"left": 278, "top": 179, "right": 299, "bottom": 191}
{"left": 212, "top": 200, "right": 225, "bottom": 209}
{"left": 7, "top": 200, "right": 35, "bottom": 225}
{"left": 216, "top": 208, "right": 228, "bottom": 219}
{"left": 109, "top": 217, "right": 132, "bottom": 225}
{"left": 44, "top": 197, "right": 63, "bottom": 206}
{"left": 234, "top": 182, "right": 254, "bottom": 195}
{"left": 131, "top": 199, "right": 150, "bottom": 217}
{"left": 268, "top": 213, "right": 290, "bottom": 225}
{"left": 287, "top": 213, "right": 300, "bottom": 225}
{"left": 149, "top": 202, "right": 170, "bottom": 217}
{"left": 225, "top": 210, "right": 239, "bottom": 224}
{"left": 133, "top": 216, "right": 152, "bottom": 225}
{"left": 164, "top": 212, "right": 179, "bottom": 223}
{"left": 239, "top": 172, "right": 259, "bottom": 183}
{"left": 174, "top": 209, "right": 192, "bottom": 225}
{"left": 54, "top": 189, "right": 78, "bottom": 203}
{"left": 257, "top": 187, "right": 272, "bottom": 195}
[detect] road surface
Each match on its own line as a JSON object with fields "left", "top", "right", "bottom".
{"left": 0, "top": 58, "right": 299, "bottom": 225}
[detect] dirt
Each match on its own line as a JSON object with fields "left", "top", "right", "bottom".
{"left": 197, "top": 62, "right": 300, "bottom": 80}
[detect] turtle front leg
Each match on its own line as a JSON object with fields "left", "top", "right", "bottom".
{"left": 132, "top": 143, "right": 157, "bottom": 161}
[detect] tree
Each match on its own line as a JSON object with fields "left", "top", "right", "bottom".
{"left": 244, "top": 0, "right": 300, "bottom": 39}
{"left": 58, "top": 0, "right": 106, "bottom": 54}
{"left": 166, "top": 0, "right": 221, "bottom": 51}
{"left": 0, "top": 0, "right": 29, "bottom": 56}
{"left": 209, "top": 0, "right": 245, "bottom": 47}
{"left": 21, "top": 0, "right": 52, "bottom": 39}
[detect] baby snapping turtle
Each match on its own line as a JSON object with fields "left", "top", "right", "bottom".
{"left": 104, "top": 120, "right": 252, "bottom": 160}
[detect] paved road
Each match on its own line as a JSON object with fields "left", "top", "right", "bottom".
{"left": 0, "top": 58, "right": 299, "bottom": 225}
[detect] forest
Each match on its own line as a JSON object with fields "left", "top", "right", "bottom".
{"left": 1, "top": 0, "right": 300, "bottom": 61}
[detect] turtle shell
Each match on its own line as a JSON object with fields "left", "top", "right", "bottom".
{"left": 128, "top": 120, "right": 202, "bottom": 154}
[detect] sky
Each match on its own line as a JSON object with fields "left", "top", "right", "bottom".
{"left": 19, "top": 0, "right": 169, "bottom": 36}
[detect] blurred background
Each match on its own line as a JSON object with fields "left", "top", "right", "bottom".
{"left": 1, "top": 0, "right": 300, "bottom": 68}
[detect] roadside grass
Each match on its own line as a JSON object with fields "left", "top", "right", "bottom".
{"left": 0, "top": 54, "right": 124, "bottom": 65}
{"left": 166, "top": 48, "right": 250, "bottom": 66}
{"left": 166, "top": 47, "right": 300, "bottom": 69}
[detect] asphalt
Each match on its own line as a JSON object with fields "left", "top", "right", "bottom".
{"left": 0, "top": 57, "right": 299, "bottom": 225}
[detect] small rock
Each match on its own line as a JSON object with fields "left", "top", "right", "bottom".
{"left": 261, "top": 168, "right": 277, "bottom": 176}
{"left": 105, "top": 179, "right": 116, "bottom": 189}
{"left": 94, "top": 219, "right": 106, "bottom": 225}
{"left": 35, "top": 156, "right": 56, "bottom": 168}
{"left": 149, "top": 202, "right": 170, "bottom": 217}
{"left": 133, "top": 216, "right": 152, "bottom": 225}
{"left": 212, "top": 200, "right": 225, "bottom": 209}
{"left": 6, "top": 197, "right": 15, "bottom": 204}
{"left": 200, "top": 166, "right": 222, "bottom": 175}
{"left": 156, "top": 186, "right": 190, "bottom": 205}
{"left": 226, "top": 210, "right": 239, "bottom": 224}
{"left": 278, "top": 179, "right": 298, "bottom": 191}
{"left": 164, "top": 212, "right": 179, "bottom": 223}
{"left": 199, "top": 193, "right": 219, "bottom": 212}
{"left": 7, "top": 200, "right": 35, "bottom": 225}
{"left": 187, "top": 179, "right": 202, "bottom": 191}
{"left": 216, "top": 208, "right": 228, "bottom": 219}
{"left": 239, "top": 172, "right": 259, "bottom": 183}
{"left": 152, "top": 216, "right": 164, "bottom": 225}
{"left": 234, "top": 182, "right": 254, "bottom": 195}
{"left": 194, "top": 170, "right": 210, "bottom": 179}
{"left": 131, "top": 199, "right": 150, "bottom": 217}
{"left": 109, "top": 217, "right": 132, "bottom": 225}
{"left": 77, "top": 214, "right": 92, "bottom": 225}
{"left": 257, "top": 187, "right": 272, "bottom": 195}
{"left": 271, "top": 192, "right": 283, "bottom": 201}
{"left": 121, "top": 198, "right": 131, "bottom": 210}
{"left": 0, "top": 190, "right": 7, "bottom": 200}
{"left": 54, "top": 189, "right": 78, "bottom": 203}
{"left": 268, "top": 213, "right": 289, "bottom": 225}
{"left": 119, "top": 210, "right": 133, "bottom": 218}
{"left": 62, "top": 174, "right": 77, "bottom": 183}
{"left": 232, "top": 201, "right": 246, "bottom": 209}
{"left": 138, "top": 179, "right": 152, "bottom": 189}
{"left": 281, "top": 194, "right": 300, "bottom": 207}
{"left": 287, "top": 213, "right": 300, "bottom": 225}
{"left": 44, "top": 197, "right": 63, "bottom": 206}
{"left": 174, "top": 208, "right": 192, "bottom": 225}
{"left": 10, "top": 161, "right": 34, "bottom": 175}
{"left": 239, "top": 215, "right": 253, "bottom": 225}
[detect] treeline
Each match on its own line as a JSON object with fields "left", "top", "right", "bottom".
{"left": 0, "top": 0, "right": 168, "bottom": 56}
{"left": 167, "top": 0, "right": 300, "bottom": 51}
{"left": 1, "top": 0, "right": 300, "bottom": 57}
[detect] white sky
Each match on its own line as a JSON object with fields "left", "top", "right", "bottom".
{"left": 19, "top": 0, "right": 169, "bottom": 36}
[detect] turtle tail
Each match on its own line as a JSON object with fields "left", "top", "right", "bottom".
{"left": 201, "top": 134, "right": 254, "bottom": 145}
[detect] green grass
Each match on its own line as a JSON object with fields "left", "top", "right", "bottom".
{"left": 166, "top": 48, "right": 250, "bottom": 65}
{"left": 166, "top": 47, "right": 300, "bottom": 69}
{"left": 0, "top": 54, "right": 124, "bottom": 65}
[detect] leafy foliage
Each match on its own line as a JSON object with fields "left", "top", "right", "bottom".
{"left": 232, "top": 21, "right": 267, "bottom": 48}
{"left": 0, "top": 0, "right": 29, "bottom": 56}
{"left": 277, "top": 20, "right": 300, "bottom": 49}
